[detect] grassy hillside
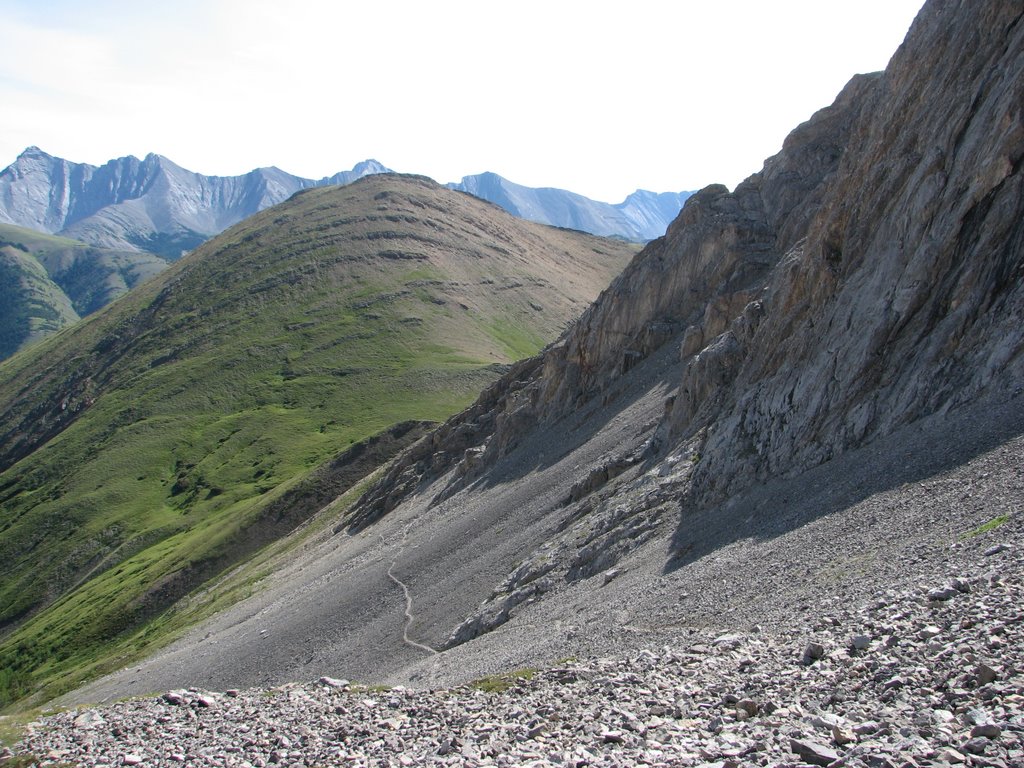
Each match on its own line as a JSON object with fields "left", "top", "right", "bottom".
{"left": 0, "top": 174, "right": 635, "bottom": 706}
{"left": 0, "top": 244, "right": 79, "bottom": 358}
{"left": 0, "top": 224, "right": 167, "bottom": 359}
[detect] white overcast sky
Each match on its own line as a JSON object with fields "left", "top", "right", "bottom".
{"left": 0, "top": 0, "right": 923, "bottom": 203}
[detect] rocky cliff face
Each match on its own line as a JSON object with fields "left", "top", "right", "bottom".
{"left": 347, "top": 0, "right": 1024, "bottom": 639}
{"left": 668, "top": 0, "right": 1024, "bottom": 504}
{"left": 404, "top": 0, "right": 1024, "bottom": 500}
{"left": 0, "top": 149, "right": 390, "bottom": 257}
{"left": 448, "top": 172, "right": 692, "bottom": 241}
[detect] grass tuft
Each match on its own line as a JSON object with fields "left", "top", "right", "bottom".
{"left": 961, "top": 513, "right": 1011, "bottom": 540}
{"left": 468, "top": 668, "right": 539, "bottom": 694}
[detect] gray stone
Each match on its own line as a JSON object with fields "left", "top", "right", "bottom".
{"left": 928, "top": 586, "right": 959, "bottom": 602}
{"left": 970, "top": 723, "right": 1001, "bottom": 739}
{"left": 602, "top": 568, "right": 623, "bottom": 586}
{"left": 938, "top": 747, "right": 966, "bottom": 764}
{"left": 962, "top": 737, "right": 989, "bottom": 755}
{"left": 951, "top": 578, "right": 970, "bottom": 593}
{"left": 853, "top": 720, "right": 881, "bottom": 735}
{"left": 832, "top": 725, "right": 856, "bottom": 745}
{"left": 851, "top": 634, "right": 872, "bottom": 651}
{"left": 790, "top": 737, "right": 840, "bottom": 766}
{"left": 318, "top": 677, "right": 349, "bottom": 689}
{"left": 809, "top": 712, "right": 846, "bottom": 730}
{"left": 802, "top": 642, "right": 826, "bottom": 663}
{"left": 72, "top": 711, "right": 105, "bottom": 729}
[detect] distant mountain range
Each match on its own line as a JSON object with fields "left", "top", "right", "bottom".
{"left": 0, "top": 148, "right": 690, "bottom": 260}
{"left": 0, "top": 147, "right": 390, "bottom": 258}
{"left": 0, "top": 148, "right": 690, "bottom": 359}
{"left": 449, "top": 172, "right": 691, "bottom": 241}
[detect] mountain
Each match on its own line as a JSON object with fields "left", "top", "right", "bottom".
{"left": 449, "top": 171, "right": 692, "bottom": 241}
{"left": 0, "top": 223, "right": 167, "bottom": 358}
{"left": 0, "top": 174, "right": 635, "bottom": 706}
{"left": 0, "top": 151, "right": 391, "bottom": 356}
{"left": 57, "top": 0, "right": 1024, "bottom": 713}
{"left": 0, "top": 242, "right": 78, "bottom": 359}
{"left": 0, "top": 153, "right": 686, "bottom": 358}
{"left": 0, "top": 151, "right": 690, "bottom": 265}
{"left": 0, "top": 147, "right": 391, "bottom": 258}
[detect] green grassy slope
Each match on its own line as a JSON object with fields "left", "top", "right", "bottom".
{"left": 0, "top": 245, "right": 80, "bottom": 358}
{"left": 0, "top": 174, "right": 635, "bottom": 706}
{"left": 0, "top": 224, "right": 168, "bottom": 359}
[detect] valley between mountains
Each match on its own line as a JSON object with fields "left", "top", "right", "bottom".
{"left": 0, "top": 177, "right": 635, "bottom": 707}
{"left": 2, "top": 0, "right": 1024, "bottom": 766}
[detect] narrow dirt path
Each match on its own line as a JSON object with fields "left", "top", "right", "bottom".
{"left": 380, "top": 528, "right": 438, "bottom": 655}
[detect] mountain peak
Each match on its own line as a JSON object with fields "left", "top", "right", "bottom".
{"left": 351, "top": 159, "right": 389, "bottom": 175}
{"left": 14, "top": 146, "right": 57, "bottom": 164}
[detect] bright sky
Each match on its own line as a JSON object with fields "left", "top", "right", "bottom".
{"left": 0, "top": 0, "right": 923, "bottom": 203}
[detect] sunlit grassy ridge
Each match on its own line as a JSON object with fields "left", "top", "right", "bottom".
{"left": 0, "top": 223, "right": 167, "bottom": 359}
{"left": 0, "top": 175, "right": 635, "bottom": 706}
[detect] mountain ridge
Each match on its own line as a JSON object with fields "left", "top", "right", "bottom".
{"left": 0, "top": 151, "right": 688, "bottom": 359}
{"left": 0, "top": 148, "right": 690, "bottom": 261}
{"left": 0, "top": 147, "right": 392, "bottom": 257}
{"left": 448, "top": 172, "right": 691, "bottom": 241}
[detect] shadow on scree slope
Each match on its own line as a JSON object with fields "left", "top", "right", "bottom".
{"left": 663, "top": 390, "right": 1024, "bottom": 577}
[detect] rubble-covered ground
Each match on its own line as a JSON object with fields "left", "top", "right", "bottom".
{"left": 8, "top": 539, "right": 1021, "bottom": 768}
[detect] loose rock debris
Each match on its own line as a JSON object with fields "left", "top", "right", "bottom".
{"left": 10, "top": 548, "right": 1023, "bottom": 767}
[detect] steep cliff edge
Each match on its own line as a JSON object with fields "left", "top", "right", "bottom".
{"left": 677, "top": 0, "right": 1024, "bottom": 504}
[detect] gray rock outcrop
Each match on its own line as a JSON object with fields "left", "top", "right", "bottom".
{"left": 369, "top": 0, "right": 1024, "bottom": 513}
{"left": 340, "top": 0, "right": 1024, "bottom": 645}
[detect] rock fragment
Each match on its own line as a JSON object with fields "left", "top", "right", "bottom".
{"left": 850, "top": 634, "right": 872, "bottom": 651}
{"left": 928, "top": 585, "right": 959, "bottom": 601}
{"left": 318, "top": 676, "right": 350, "bottom": 689}
{"left": 977, "top": 663, "right": 1000, "bottom": 685}
{"left": 802, "top": 641, "right": 826, "bottom": 664}
{"left": 789, "top": 737, "right": 840, "bottom": 766}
